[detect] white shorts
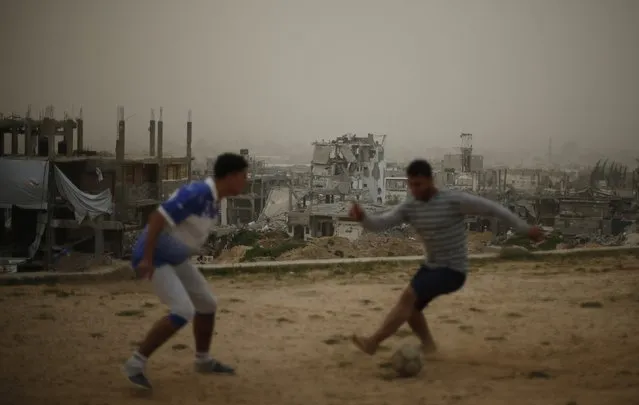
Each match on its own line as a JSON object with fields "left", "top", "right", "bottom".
{"left": 151, "top": 261, "right": 217, "bottom": 323}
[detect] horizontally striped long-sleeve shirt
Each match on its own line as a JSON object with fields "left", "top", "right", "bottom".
{"left": 362, "top": 189, "right": 530, "bottom": 273}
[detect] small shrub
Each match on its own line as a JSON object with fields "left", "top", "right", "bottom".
{"left": 229, "top": 230, "right": 260, "bottom": 248}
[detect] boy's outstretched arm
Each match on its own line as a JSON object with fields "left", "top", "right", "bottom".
{"left": 353, "top": 201, "right": 407, "bottom": 232}
{"left": 457, "top": 192, "right": 541, "bottom": 238}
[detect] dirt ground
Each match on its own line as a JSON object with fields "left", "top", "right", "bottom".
{"left": 1, "top": 255, "right": 639, "bottom": 405}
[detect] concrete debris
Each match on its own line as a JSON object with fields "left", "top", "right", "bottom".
{"left": 558, "top": 233, "right": 628, "bottom": 249}
{"left": 624, "top": 233, "right": 639, "bottom": 246}
{"left": 53, "top": 251, "right": 112, "bottom": 273}
{"left": 123, "top": 230, "right": 140, "bottom": 256}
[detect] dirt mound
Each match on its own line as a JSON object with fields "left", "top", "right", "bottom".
{"left": 278, "top": 237, "right": 351, "bottom": 260}
{"left": 279, "top": 234, "right": 423, "bottom": 260}
{"left": 351, "top": 233, "right": 423, "bottom": 257}
{"left": 468, "top": 231, "right": 493, "bottom": 253}
{"left": 257, "top": 230, "right": 291, "bottom": 248}
{"left": 215, "top": 245, "right": 250, "bottom": 263}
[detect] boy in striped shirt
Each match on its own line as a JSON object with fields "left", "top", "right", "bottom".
{"left": 350, "top": 159, "right": 543, "bottom": 355}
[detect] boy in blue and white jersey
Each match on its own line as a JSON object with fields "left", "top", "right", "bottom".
{"left": 123, "top": 153, "right": 248, "bottom": 390}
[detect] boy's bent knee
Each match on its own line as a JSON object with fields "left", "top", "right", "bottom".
{"left": 168, "top": 301, "right": 196, "bottom": 326}
{"left": 399, "top": 286, "right": 418, "bottom": 307}
{"left": 193, "top": 292, "right": 217, "bottom": 315}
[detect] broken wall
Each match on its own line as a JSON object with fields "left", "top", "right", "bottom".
{"left": 334, "top": 220, "right": 364, "bottom": 241}
{"left": 554, "top": 216, "right": 601, "bottom": 236}
{"left": 162, "top": 179, "right": 188, "bottom": 200}
{"left": 558, "top": 202, "right": 607, "bottom": 218}
{"left": 257, "top": 186, "right": 297, "bottom": 225}
{"left": 126, "top": 183, "right": 159, "bottom": 201}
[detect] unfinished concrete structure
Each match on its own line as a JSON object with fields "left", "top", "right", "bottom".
{"left": 442, "top": 133, "right": 484, "bottom": 174}
{"left": 384, "top": 176, "right": 408, "bottom": 205}
{"left": 287, "top": 202, "right": 389, "bottom": 241}
{"left": 0, "top": 105, "right": 193, "bottom": 272}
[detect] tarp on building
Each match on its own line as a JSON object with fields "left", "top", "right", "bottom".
{"left": 0, "top": 159, "right": 50, "bottom": 209}
{"left": 54, "top": 166, "right": 112, "bottom": 222}
{"left": 0, "top": 158, "right": 113, "bottom": 222}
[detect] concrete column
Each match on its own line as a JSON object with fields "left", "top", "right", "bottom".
{"left": 64, "top": 120, "right": 74, "bottom": 157}
{"left": 94, "top": 225, "right": 104, "bottom": 257}
{"left": 115, "top": 106, "right": 126, "bottom": 221}
{"left": 11, "top": 125, "right": 18, "bottom": 154}
{"left": 0, "top": 132, "right": 4, "bottom": 155}
{"left": 46, "top": 121, "right": 56, "bottom": 158}
{"left": 76, "top": 117, "right": 84, "bottom": 152}
{"left": 37, "top": 120, "right": 46, "bottom": 156}
{"left": 24, "top": 120, "right": 33, "bottom": 156}
{"left": 43, "top": 117, "right": 56, "bottom": 270}
{"left": 220, "top": 198, "right": 228, "bottom": 225}
{"left": 156, "top": 107, "right": 164, "bottom": 199}
{"left": 288, "top": 181, "right": 293, "bottom": 211}
{"left": 157, "top": 119, "right": 163, "bottom": 158}
{"left": 117, "top": 107, "right": 125, "bottom": 159}
{"left": 149, "top": 109, "right": 156, "bottom": 156}
{"left": 503, "top": 169, "right": 508, "bottom": 190}
{"left": 186, "top": 109, "right": 192, "bottom": 182}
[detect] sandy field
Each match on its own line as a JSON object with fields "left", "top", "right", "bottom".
{"left": 1, "top": 255, "right": 639, "bottom": 405}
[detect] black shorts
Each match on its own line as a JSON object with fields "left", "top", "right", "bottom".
{"left": 410, "top": 265, "right": 466, "bottom": 311}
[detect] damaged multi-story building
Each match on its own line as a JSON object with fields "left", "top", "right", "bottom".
{"left": 310, "top": 133, "right": 387, "bottom": 203}
{"left": 285, "top": 133, "right": 389, "bottom": 240}
{"left": 0, "top": 106, "right": 193, "bottom": 272}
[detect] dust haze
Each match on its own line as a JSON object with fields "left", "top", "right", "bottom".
{"left": 1, "top": 0, "right": 638, "bottom": 165}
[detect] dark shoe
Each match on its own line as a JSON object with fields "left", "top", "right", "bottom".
{"left": 194, "top": 358, "right": 236, "bottom": 375}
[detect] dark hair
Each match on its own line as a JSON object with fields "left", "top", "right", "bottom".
{"left": 406, "top": 159, "right": 432, "bottom": 178}
{"left": 213, "top": 153, "right": 248, "bottom": 179}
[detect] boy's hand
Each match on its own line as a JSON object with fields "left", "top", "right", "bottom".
{"left": 137, "top": 258, "right": 155, "bottom": 280}
{"left": 527, "top": 226, "right": 544, "bottom": 242}
{"left": 349, "top": 203, "right": 365, "bottom": 222}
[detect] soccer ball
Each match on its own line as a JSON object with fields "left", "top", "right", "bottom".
{"left": 390, "top": 344, "right": 423, "bottom": 377}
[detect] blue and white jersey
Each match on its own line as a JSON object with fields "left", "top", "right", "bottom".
{"left": 132, "top": 177, "right": 218, "bottom": 268}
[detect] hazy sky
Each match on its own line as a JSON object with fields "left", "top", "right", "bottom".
{"left": 1, "top": 0, "right": 638, "bottom": 163}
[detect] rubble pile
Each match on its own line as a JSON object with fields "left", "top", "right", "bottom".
{"left": 122, "top": 230, "right": 140, "bottom": 256}
{"left": 275, "top": 235, "right": 425, "bottom": 260}
{"left": 558, "top": 233, "right": 627, "bottom": 249}
{"left": 625, "top": 233, "right": 639, "bottom": 246}
{"left": 54, "top": 251, "right": 112, "bottom": 272}
{"left": 214, "top": 245, "right": 250, "bottom": 263}
{"left": 97, "top": 221, "right": 639, "bottom": 268}
{"left": 211, "top": 231, "right": 494, "bottom": 263}
{"left": 495, "top": 228, "right": 637, "bottom": 250}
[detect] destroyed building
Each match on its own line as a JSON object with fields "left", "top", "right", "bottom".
{"left": 384, "top": 176, "right": 408, "bottom": 205}
{"left": 0, "top": 106, "right": 193, "bottom": 272}
{"left": 283, "top": 133, "right": 389, "bottom": 240}
{"left": 310, "top": 133, "right": 387, "bottom": 204}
